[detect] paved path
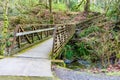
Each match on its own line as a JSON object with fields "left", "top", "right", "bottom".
{"left": 54, "top": 67, "right": 120, "bottom": 80}
{"left": 0, "top": 38, "right": 53, "bottom": 80}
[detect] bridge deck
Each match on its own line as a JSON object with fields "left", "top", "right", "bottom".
{"left": 15, "top": 38, "right": 53, "bottom": 58}
{"left": 0, "top": 38, "right": 53, "bottom": 80}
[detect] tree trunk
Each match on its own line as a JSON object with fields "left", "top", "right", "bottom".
{"left": 1, "top": 0, "right": 9, "bottom": 55}
{"left": 49, "top": 0, "right": 53, "bottom": 24}
{"left": 65, "top": 0, "right": 70, "bottom": 10}
{"left": 49, "top": 0, "right": 52, "bottom": 13}
{"left": 84, "top": 0, "right": 90, "bottom": 13}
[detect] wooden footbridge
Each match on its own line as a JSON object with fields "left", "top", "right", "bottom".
{"left": 0, "top": 14, "right": 104, "bottom": 80}
{"left": 0, "top": 23, "right": 76, "bottom": 80}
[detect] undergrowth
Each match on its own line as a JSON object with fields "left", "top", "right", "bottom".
{"left": 79, "top": 26, "right": 101, "bottom": 38}
{"left": 63, "top": 25, "right": 120, "bottom": 68}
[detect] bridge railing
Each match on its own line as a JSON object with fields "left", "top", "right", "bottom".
{"left": 51, "top": 23, "right": 76, "bottom": 59}
{"left": 9, "top": 24, "right": 54, "bottom": 55}
{"left": 8, "top": 23, "right": 76, "bottom": 57}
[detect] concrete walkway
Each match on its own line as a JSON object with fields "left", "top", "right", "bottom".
{"left": 0, "top": 38, "right": 53, "bottom": 80}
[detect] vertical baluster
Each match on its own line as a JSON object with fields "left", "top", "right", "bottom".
{"left": 61, "top": 26, "right": 64, "bottom": 44}
{"left": 32, "top": 26, "right": 34, "bottom": 43}
{"left": 40, "top": 32, "right": 42, "bottom": 39}
{"left": 47, "top": 25, "right": 49, "bottom": 37}
{"left": 63, "top": 26, "right": 66, "bottom": 42}
{"left": 18, "top": 28, "right": 21, "bottom": 48}
{"left": 58, "top": 26, "right": 62, "bottom": 45}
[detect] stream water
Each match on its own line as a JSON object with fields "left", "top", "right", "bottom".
{"left": 64, "top": 59, "right": 103, "bottom": 70}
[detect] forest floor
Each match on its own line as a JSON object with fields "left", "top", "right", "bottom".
{"left": 53, "top": 66, "right": 120, "bottom": 80}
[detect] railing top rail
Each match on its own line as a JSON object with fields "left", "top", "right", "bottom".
{"left": 16, "top": 28, "right": 54, "bottom": 36}
{"left": 14, "top": 23, "right": 76, "bottom": 37}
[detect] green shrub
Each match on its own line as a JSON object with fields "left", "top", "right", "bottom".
{"left": 105, "top": 0, "right": 120, "bottom": 21}
{"left": 90, "top": 3, "right": 104, "bottom": 13}
{"left": 53, "top": 3, "right": 67, "bottom": 11}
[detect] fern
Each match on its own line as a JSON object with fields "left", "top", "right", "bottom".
{"left": 79, "top": 26, "right": 101, "bottom": 38}
{"left": 64, "top": 45, "right": 74, "bottom": 60}
{"left": 75, "top": 42, "right": 90, "bottom": 57}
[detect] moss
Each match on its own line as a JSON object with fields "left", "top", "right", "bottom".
{"left": 0, "top": 56, "right": 4, "bottom": 59}
{"left": 0, "top": 76, "right": 53, "bottom": 80}
{"left": 106, "top": 71, "right": 120, "bottom": 76}
{"left": 51, "top": 60, "right": 66, "bottom": 67}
